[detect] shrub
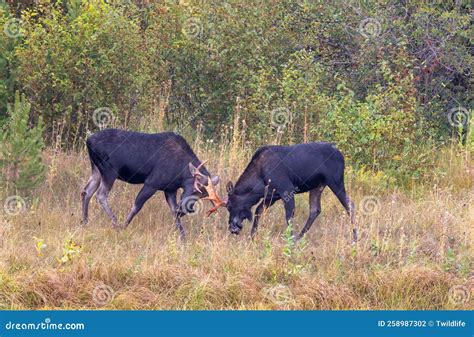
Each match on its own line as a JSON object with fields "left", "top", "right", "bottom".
{"left": 15, "top": 1, "right": 156, "bottom": 146}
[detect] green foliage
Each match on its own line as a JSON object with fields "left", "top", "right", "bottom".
{"left": 282, "top": 220, "right": 295, "bottom": 258}
{"left": 442, "top": 248, "right": 456, "bottom": 272}
{"left": 0, "top": 91, "right": 45, "bottom": 193}
{"left": 15, "top": 1, "right": 157, "bottom": 143}
{"left": 0, "top": 0, "right": 471, "bottom": 184}
{"left": 318, "top": 57, "right": 423, "bottom": 180}
{"left": 0, "top": 3, "right": 18, "bottom": 124}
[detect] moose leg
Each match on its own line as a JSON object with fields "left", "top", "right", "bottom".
{"left": 295, "top": 186, "right": 325, "bottom": 241}
{"left": 123, "top": 184, "right": 158, "bottom": 228}
{"left": 164, "top": 190, "right": 186, "bottom": 240}
{"left": 251, "top": 197, "right": 279, "bottom": 238}
{"left": 282, "top": 196, "right": 296, "bottom": 237}
{"left": 81, "top": 164, "right": 101, "bottom": 224}
{"left": 328, "top": 181, "right": 357, "bottom": 242}
{"left": 96, "top": 176, "right": 118, "bottom": 228}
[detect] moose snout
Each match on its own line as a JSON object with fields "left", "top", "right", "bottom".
{"left": 229, "top": 226, "right": 241, "bottom": 235}
{"left": 229, "top": 218, "right": 242, "bottom": 235}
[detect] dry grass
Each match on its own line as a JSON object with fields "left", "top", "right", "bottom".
{"left": 0, "top": 140, "right": 472, "bottom": 310}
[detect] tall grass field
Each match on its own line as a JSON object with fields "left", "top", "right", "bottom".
{"left": 1, "top": 137, "right": 472, "bottom": 310}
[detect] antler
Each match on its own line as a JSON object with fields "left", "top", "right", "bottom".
{"left": 203, "top": 176, "right": 227, "bottom": 216}
{"left": 194, "top": 160, "right": 207, "bottom": 177}
{"left": 193, "top": 160, "right": 208, "bottom": 193}
{"left": 191, "top": 161, "right": 227, "bottom": 215}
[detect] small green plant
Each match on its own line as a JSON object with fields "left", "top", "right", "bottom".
{"left": 33, "top": 236, "right": 46, "bottom": 257}
{"left": 0, "top": 91, "right": 45, "bottom": 193}
{"left": 263, "top": 236, "right": 273, "bottom": 258}
{"left": 281, "top": 220, "right": 309, "bottom": 276}
{"left": 370, "top": 240, "right": 381, "bottom": 257}
{"left": 282, "top": 220, "right": 295, "bottom": 258}
{"left": 58, "top": 239, "right": 82, "bottom": 265}
{"left": 443, "top": 248, "right": 456, "bottom": 272}
{"left": 407, "top": 240, "right": 418, "bottom": 264}
{"left": 350, "top": 245, "right": 358, "bottom": 264}
{"left": 335, "top": 258, "right": 345, "bottom": 278}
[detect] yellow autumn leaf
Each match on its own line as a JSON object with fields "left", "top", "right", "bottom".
{"left": 33, "top": 236, "right": 46, "bottom": 257}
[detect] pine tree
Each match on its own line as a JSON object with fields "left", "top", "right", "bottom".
{"left": 0, "top": 91, "right": 45, "bottom": 193}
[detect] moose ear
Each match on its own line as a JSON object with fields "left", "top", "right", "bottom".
{"left": 188, "top": 162, "right": 197, "bottom": 175}
{"left": 226, "top": 181, "right": 234, "bottom": 194}
{"left": 211, "top": 175, "right": 219, "bottom": 185}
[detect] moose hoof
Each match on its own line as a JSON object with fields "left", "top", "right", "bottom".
{"left": 351, "top": 228, "right": 358, "bottom": 243}
{"left": 112, "top": 223, "right": 123, "bottom": 231}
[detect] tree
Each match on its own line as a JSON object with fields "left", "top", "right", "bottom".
{"left": 0, "top": 91, "right": 45, "bottom": 193}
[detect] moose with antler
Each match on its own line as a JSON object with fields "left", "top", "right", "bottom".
{"left": 206, "top": 142, "right": 357, "bottom": 241}
{"left": 81, "top": 129, "right": 221, "bottom": 239}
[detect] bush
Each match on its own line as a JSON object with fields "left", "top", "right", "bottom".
{"left": 15, "top": 1, "right": 157, "bottom": 146}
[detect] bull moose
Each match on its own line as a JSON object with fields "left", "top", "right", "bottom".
{"left": 205, "top": 142, "right": 356, "bottom": 241}
{"left": 81, "top": 129, "right": 219, "bottom": 238}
